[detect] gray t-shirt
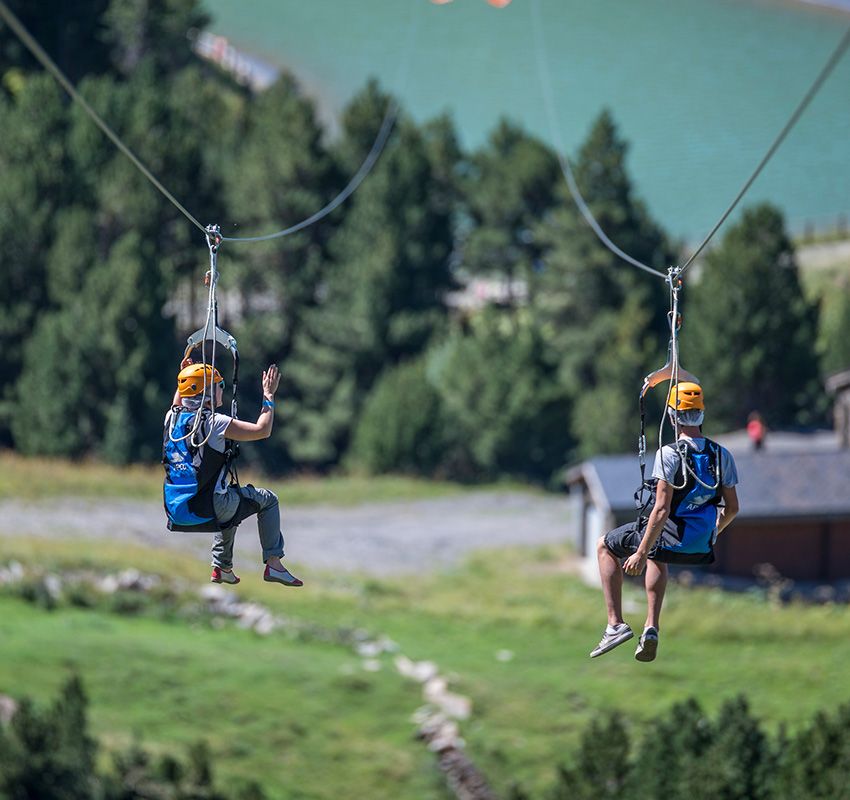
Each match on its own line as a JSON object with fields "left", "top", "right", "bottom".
{"left": 164, "top": 409, "right": 233, "bottom": 493}
{"left": 652, "top": 436, "right": 739, "bottom": 487}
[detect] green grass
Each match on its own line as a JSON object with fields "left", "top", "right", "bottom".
{"left": 0, "top": 450, "right": 534, "bottom": 505}
{"left": 3, "top": 538, "right": 850, "bottom": 798}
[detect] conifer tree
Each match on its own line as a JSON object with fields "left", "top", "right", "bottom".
{"left": 220, "top": 73, "right": 336, "bottom": 470}
{"left": 0, "top": 75, "right": 71, "bottom": 446}
{"left": 283, "top": 83, "right": 455, "bottom": 467}
{"left": 684, "top": 696, "right": 772, "bottom": 800}
{"left": 428, "top": 310, "right": 571, "bottom": 480}
{"left": 462, "top": 119, "right": 560, "bottom": 302}
{"left": 349, "top": 355, "right": 449, "bottom": 476}
{"left": 0, "top": 676, "right": 97, "bottom": 799}
{"left": 684, "top": 203, "right": 820, "bottom": 430}
{"left": 774, "top": 704, "right": 850, "bottom": 800}
{"left": 533, "top": 110, "right": 671, "bottom": 457}
{"left": 627, "top": 698, "right": 713, "bottom": 800}
{"left": 0, "top": 0, "right": 111, "bottom": 81}
{"left": 552, "top": 711, "right": 631, "bottom": 800}
{"left": 9, "top": 60, "right": 225, "bottom": 461}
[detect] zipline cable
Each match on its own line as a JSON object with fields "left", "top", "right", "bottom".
{"left": 220, "top": 6, "right": 422, "bottom": 244}
{"left": 529, "top": 0, "right": 667, "bottom": 280}
{"left": 0, "top": 0, "right": 423, "bottom": 247}
{"left": 0, "top": 0, "right": 207, "bottom": 235}
{"left": 680, "top": 23, "right": 850, "bottom": 274}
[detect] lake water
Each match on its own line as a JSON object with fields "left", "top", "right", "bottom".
{"left": 203, "top": 0, "right": 850, "bottom": 239}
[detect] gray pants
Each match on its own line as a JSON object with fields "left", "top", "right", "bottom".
{"left": 211, "top": 485, "right": 285, "bottom": 570}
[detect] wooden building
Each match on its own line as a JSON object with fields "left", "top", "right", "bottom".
{"left": 565, "top": 443, "right": 850, "bottom": 582}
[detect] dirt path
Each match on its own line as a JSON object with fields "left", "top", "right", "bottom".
{"left": 0, "top": 492, "right": 574, "bottom": 576}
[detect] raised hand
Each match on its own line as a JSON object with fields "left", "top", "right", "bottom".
{"left": 262, "top": 365, "right": 280, "bottom": 399}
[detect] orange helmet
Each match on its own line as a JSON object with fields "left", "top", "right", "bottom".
{"left": 177, "top": 364, "right": 224, "bottom": 398}
{"left": 667, "top": 381, "right": 704, "bottom": 412}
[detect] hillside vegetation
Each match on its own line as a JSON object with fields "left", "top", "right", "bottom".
{"left": 2, "top": 536, "right": 850, "bottom": 798}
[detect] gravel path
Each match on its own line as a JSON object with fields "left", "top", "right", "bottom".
{"left": 0, "top": 492, "right": 574, "bottom": 576}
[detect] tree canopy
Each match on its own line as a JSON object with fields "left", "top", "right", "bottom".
{"left": 0, "top": 1, "right": 839, "bottom": 481}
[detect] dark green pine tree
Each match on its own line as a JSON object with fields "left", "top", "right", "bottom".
{"left": 551, "top": 711, "right": 631, "bottom": 800}
{"left": 0, "top": 75, "right": 73, "bottom": 446}
{"left": 0, "top": 0, "right": 111, "bottom": 83}
{"left": 683, "top": 696, "right": 773, "bottom": 800}
{"left": 427, "top": 309, "right": 571, "bottom": 481}
{"left": 684, "top": 203, "right": 821, "bottom": 431}
{"left": 0, "top": 676, "right": 97, "bottom": 800}
{"left": 349, "top": 354, "right": 449, "bottom": 476}
{"left": 282, "top": 83, "right": 456, "bottom": 467}
{"left": 220, "top": 72, "right": 336, "bottom": 471}
{"left": 10, "top": 57, "right": 226, "bottom": 462}
{"left": 462, "top": 119, "right": 560, "bottom": 303}
{"left": 627, "top": 698, "right": 714, "bottom": 800}
{"left": 533, "top": 110, "right": 672, "bottom": 458}
{"left": 773, "top": 704, "right": 850, "bottom": 800}
{"left": 102, "top": 0, "right": 209, "bottom": 77}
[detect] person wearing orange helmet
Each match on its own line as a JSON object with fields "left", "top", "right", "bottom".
{"left": 164, "top": 356, "right": 302, "bottom": 588}
{"left": 590, "top": 381, "right": 739, "bottom": 662}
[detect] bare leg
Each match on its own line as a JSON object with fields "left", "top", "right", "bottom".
{"left": 644, "top": 560, "right": 668, "bottom": 630}
{"left": 597, "top": 536, "right": 624, "bottom": 627}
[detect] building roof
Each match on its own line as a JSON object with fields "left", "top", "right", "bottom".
{"left": 566, "top": 447, "right": 850, "bottom": 522}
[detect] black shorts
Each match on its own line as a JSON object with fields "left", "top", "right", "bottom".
{"left": 604, "top": 522, "right": 715, "bottom": 566}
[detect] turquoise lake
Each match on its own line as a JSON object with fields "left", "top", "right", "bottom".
{"left": 203, "top": 0, "right": 850, "bottom": 239}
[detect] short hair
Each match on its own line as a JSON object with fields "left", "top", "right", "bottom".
{"left": 670, "top": 408, "right": 705, "bottom": 427}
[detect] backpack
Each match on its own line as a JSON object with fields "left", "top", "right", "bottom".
{"left": 637, "top": 438, "right": 724, "bottom": 553}
{"left": 162, "top": 408, "right": 236, "bottom": 532}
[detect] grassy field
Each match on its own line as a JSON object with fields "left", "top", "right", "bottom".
{"left": 3, "top": 536, "right": 850, "bottom": 799}
{"left": 0, "top": 450, "right": 534, "bottom": 506}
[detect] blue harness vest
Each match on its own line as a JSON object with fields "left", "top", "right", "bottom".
{"left": 664, "top": 439, "right": 723, "bottom": 554}
{"left": 162, "top": 408, "right": 234, "bottom": 532}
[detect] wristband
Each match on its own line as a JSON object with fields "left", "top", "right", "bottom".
{"left": 262, "top": 399, "right": 275, "bottom": 410}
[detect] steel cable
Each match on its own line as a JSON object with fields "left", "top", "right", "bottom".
{"left": 680, "top": 24, "right": 850, "bottom": 274}
{"left": 0, "top": 0, "right": 207, "bottom": 234}
{"left": 529, "top": 0, "right": 667, "bottom": 279}
{"left": 221, "top": 7, "right": 421, "bottom": 244}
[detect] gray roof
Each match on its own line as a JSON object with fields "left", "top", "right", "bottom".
{"left": 567, "top": 448, "right": 850, "bottom": 522}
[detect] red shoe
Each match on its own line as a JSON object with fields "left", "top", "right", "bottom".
{"left": 263, "top": 564, "right": 303, "bottom": 587}
{"left": 211, "top": 566, "right": 241, "bottom": 585}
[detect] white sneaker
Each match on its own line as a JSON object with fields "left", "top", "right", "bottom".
{"left": 635, "top": 627, "right": 659, "bottom": 662}
{"left": 590, "top": 623, "right": 633, "bottom": 658}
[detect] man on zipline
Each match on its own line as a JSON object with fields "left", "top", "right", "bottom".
{"left": 591, "top": 382, "right": 739, "bottom": 662}
{"left": 165, "top": 358, "right": 302, "bottom": 588}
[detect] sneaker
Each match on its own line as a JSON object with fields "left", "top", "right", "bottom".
{"left": 211, "top": 566, "right": 240, "bottom": 585}
{"left": 635, "top": 627, "right": 659, "bottom": 662}
{"left": 263, "top": 563, "right": 303, "bottom": 587}
{"left": 590, "top": 623, "right": 633, "bottom": 658}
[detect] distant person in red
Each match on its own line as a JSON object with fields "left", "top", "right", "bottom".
{"left": 747, "top": 411, "right": 767, "bottom": 451}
